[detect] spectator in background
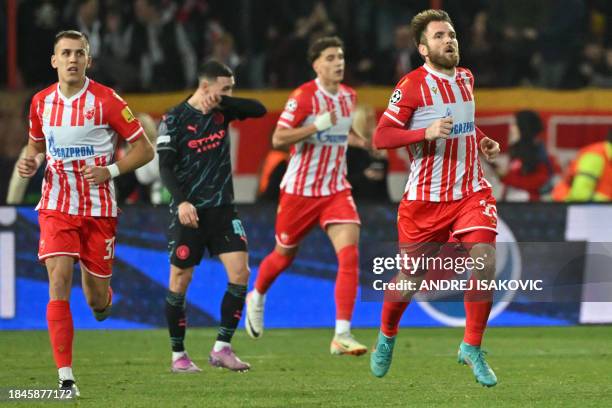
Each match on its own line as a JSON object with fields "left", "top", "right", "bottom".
{"left": 553, "top": 130, "right": 612, "bottom": 202}
{"left": 208, "top": 33, "right": 246, "bottom": 85}
{"left": 495, "top": 110, "right": 559, "bottom": 201}
{"left": 461, "top": 11, "right": 496, "bottom": 87}
{"left": 536, "top": 0, "right": 586, "bottom": 89}
{"left": 358, "top": 25, "right": 420, "bottom": 85}
{"left": 346, "top": 105, "right": 390, "bottom": 202}
{"left": 487, "top": 0, "right": 543, "bottom": 87}
{"left": 126, "top": 0, "right": 197, "bottom": 91}
{"left": 65, "top": 0, "right": 103, "bottom": 59}
{"left": 18, "top": 0, "right": 64, "bottom": 87}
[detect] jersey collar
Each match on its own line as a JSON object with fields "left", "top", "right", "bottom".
{"left": 56, "top": 77, "right": 90, "bottom": 103}
{"left": 423, "top": 63, "right": 456, "bottom": 82}
{"left": 315, "top": 78, "right": 340, "bottom": 98}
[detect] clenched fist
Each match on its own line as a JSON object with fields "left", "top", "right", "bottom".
{"left": 17, "top": 155, "right": 43, "bottom": 178}
{"left": 82, "top": 165, "right": 111, "bottom": 185}
{"left": 425, "top": 116, "right": 453, "bottom": 141}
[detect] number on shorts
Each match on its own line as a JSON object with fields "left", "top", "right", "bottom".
{"left": 479, "top": 199, "right": 497, "bottom": 219}
{"left": 104, "top": 237, "right": 116, "bottom": 260}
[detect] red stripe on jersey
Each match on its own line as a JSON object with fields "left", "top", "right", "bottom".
{"left": 293, "top": 144, "right": 309, "bottom": 193}
{"left": 312, "top": 96, "right": 320, "bottom": 115}
{"left": 442, "top": 79, "right": 456, "bottom": 103}
{"left": 433, "top": 77, "right": 450, "bottom": 104}
{"left": 455, "top": 74, "right": 470, "bottom": 102}
{"left": 467, "top": 137, "right": 477, "bottom": 194}
{"left": 423, "top": 141, "right": 436, "bottom": 201}
{"left": 416, "top": 143, "right": 429, "bottom": 200}
{"left": 81, "top": 160, "right": 92, "bottom": 216}
{"left": 421, "top": 83, "right": 433, "bottom": 106}
{"left": 42, "top": 168, "right": 53, "bottom": 208}
{"left": 78, "top": 93, "right": 87, "bottom": 126}
{"left": 71, "top": 98, "right": 79, "bottom": 126}
{"left": 72, "top": 161, "right": 85, "bottom": 215}
{"left": 103, "top": 175, "right": 112, "bottom": 216}
{"left": 55, "top": 98, "right": 65, "bottom": 126}
{"left": 312, "top": 146, "right": 331, "bottom": 196}
{"left": 97, "top": 157, "right": 108, "bottom": 216}
{"left": 339, "top": 95, "right": 349, "bottom": 117}
{"left": 94, "top": 99, "right": 101, "bottom": 125}
{"left": 50, "top": 92, "right": 59, "bottom": 126}
{"left": 440, "top": 139, "right": 453, "bottom": 198}
{"left": 461, "top": 137, "right": 474, "bottom": 196}
{"left": 322, "top": 95, "right": 335, "bottom": 112}
{"left": 55, "top": 161, "right": 71, "bottom": 213}
{"left": 445, "top": 139, "right": 458, "bottom": 201}
{"left": 297, "top": 145, "right": 315, "bottom": 195}
{"left": 329, "top": 146, "right": 345, "bottom": 194}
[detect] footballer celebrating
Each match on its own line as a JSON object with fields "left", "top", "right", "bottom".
{"left": 369, "top": 10, "right": 501, "bottom": 387}
{"left": 17, "top": 30, "right": 154, "bottom": 396}
{"left": 157, "top": 60, "right": 266, "bottom": 373}
{"left": 245, "top": 36, "right": 369, "bottom": 356}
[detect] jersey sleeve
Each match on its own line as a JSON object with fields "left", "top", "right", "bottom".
{"left": 28, "top": 96, "right": 45, "bottom": 142}
{"left": 106, "top": 92, "right": 144, "bottom": 143}
{"left": 276, "top": 88, "right": 312, "bottom": 129}
{"left": 156, "top": 113, "right": 179, "bottom": 157}
{"left": 381, "top": 77, "right": 421, "bottom": 128}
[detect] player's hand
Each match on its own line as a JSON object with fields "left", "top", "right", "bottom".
{"left": 425, "top": 116, "right": 453, "bottom": 141}
{"left": 201, "top": 92, "right": 222, "bottom": 112}
{"left": 480, "top": 136, "right": 500, "bottom": 162}
{"left": 313, "top": 110, "right": 337, "bottom": 131}
{"left": 82, "top": 165, "right": 111, "bottom": 185}
{"left": 178, "top": 201, "right": 199, "bottom": 228}
{"left": 17, "top": 155, "right": 42, "bottom": 178}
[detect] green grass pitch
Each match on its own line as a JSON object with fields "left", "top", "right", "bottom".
{"left": 1, "top": 326, "right": 611, "bottom": 407}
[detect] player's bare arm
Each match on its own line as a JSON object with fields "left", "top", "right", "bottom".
{"left": 348, "top": 127, "right": 369, "bottom": 148}
{"left": 83, "top": 134, "right": 154, "bottom": 185}
{"left": 17, "top": 140, "right": 46, "bottom": 178}
{"left": 272, "top": 109, "right": 337, "bottom": 149}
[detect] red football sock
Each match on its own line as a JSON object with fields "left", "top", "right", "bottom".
{"left": 46, "top": 300, "right": 74, "bottom": 369}
{"left": 335, "top": 245, "right": 359, "bottom": 321}
{"left": 380, "top": 300, "right": 409, "bottom": 337}
{"left": 254, "top": 250, "right": 294, "bottom": 294}
{"left": 463, "top": 282, "right": 493, "bottom": 347}
{"left": 459, "top": 229, "right": 495, "bottom": 347}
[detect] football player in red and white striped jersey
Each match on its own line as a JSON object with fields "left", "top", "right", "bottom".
{"left": 17, "top": 30, "right": 154, "bottom": 395}
{"left": 245, "top": 36, "right": 369, "bottom": 356}
{"left": 369, "top": 10, "right": 501, "bottom": 387}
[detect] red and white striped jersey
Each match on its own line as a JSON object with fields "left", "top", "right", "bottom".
{"left": 29, "top": 77, "right": 144, "bottom": 217}
{"left": 383, "top": 64, "right": 490, "bottom": 202}
{"left": 277, "top": 79, "right": 356, "bottom": 197}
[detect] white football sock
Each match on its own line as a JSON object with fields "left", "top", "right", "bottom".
{"left": 58, "top": 367, "right": 74, "bottom": 381}
{"left": 251, "top": 289, "right": 265, "bottom": 305}
{"left": 213, "top": 341, "right": 231, "bottom": 352}
{"left": 172, "top": 351, "right": 186, "bottom": 362}
{"left": 335, "top": 319, "right": 351, "bottom": 335}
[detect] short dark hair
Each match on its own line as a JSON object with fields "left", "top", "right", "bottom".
{"left": 197, "top": 60, "right": 233, "bottom": 81}
{"left": 410, "top": 9, "right": 454, "bottom": 46}
{"left": 307, "top": 36, "right": 344, "bottom": 64}
{"left": 54, "top": 30, "right": 90, "bottom": 53}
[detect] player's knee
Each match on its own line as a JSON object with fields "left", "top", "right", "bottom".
{"left": 337, "top": 244, "right": 359, "bottom": 271}
{"left": 471, "top": 247, "right": 496, "bottom": 280}
{"left": 229, "top": 265, "right": 250, "bottom": 285}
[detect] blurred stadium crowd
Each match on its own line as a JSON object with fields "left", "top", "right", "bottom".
{"left": 3, "top": 0, "right": 611, "bottom": 91}
{"left": 0, "top": 0, "right": 611, "bottom": 205}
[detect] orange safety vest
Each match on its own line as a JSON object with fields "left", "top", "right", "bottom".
{"left": 258, "top": 150, "right": 289, "bottom": 195}
{"left": 552, "top": 142, "right": 612, "bottom": 201}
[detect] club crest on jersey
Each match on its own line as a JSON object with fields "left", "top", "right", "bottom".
{"left": 84, "top": 106, "right": 96, "bottom": 121}
{"left": 431, "top": 86, "right": 438, "bottom": 95}
{"left": 390, "top": 89, "right": 402, "bottom": 104}
{"left": 285, "top": 98, "right": 298, "bottom": 112}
